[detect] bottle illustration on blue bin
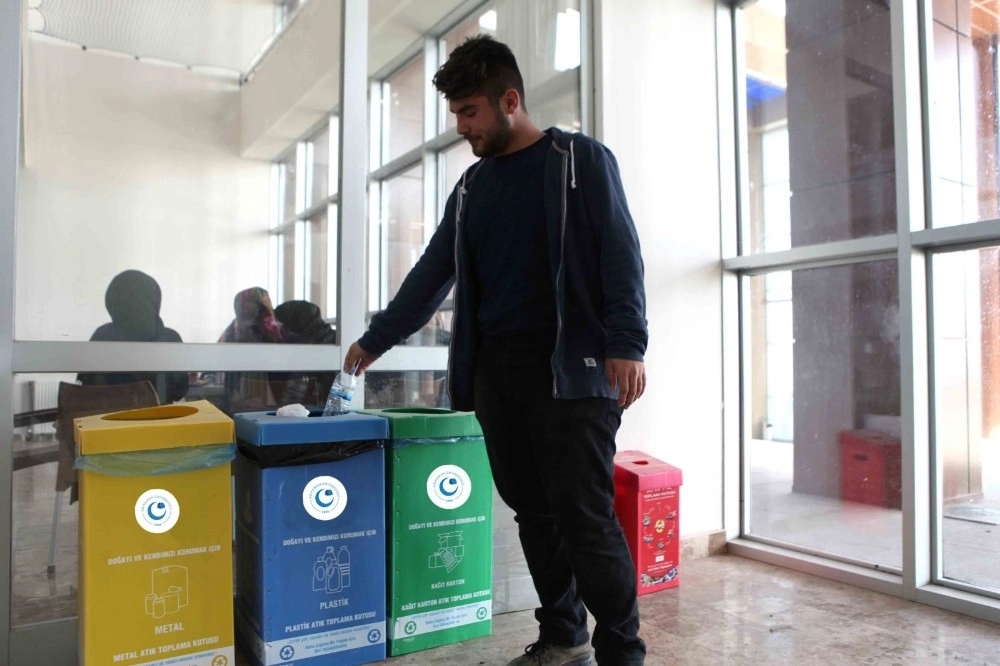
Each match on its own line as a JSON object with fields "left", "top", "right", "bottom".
{"left": 322, "top": 359, "right": 361, "bottom": 416}
{"left": 312, "top": 546, "right": 352, "bottom": 594}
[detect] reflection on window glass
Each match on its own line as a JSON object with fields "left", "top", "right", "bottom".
{"left": 384, "top": 56, "right": 425, "bottom": 164}
{"left": 365, "top": 370, "right": 450, "bottom": 409}
{"left": 931, "top": 248, "right": 1000, "bottom": 593}
{"left": 310, "top": 125, "right": 330, "bottom": 206}
{"left": 747, "top": 260, "right": 901, "bottom": 569}
{"left": 742, "top": 0, "right": 894, "bottom": 253}
{"left": 929, "top": 0, "right": 1000, "bottom": 227}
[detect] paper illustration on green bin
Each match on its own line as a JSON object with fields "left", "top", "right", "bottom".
{"left": 428, "top": 531, "right": 465, "bottom": 573}
{"left": 145, "top": 565, "right": 189, "bottom": 618}
{"left": 312, "top": 545, "right": 352, "bottom": 594}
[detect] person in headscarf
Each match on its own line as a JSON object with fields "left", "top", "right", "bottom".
{"left": 78, "top": 269, "right": 189, "bottom": 403}
{"left": 218, "top": 287, "right": 292, "bottom": 343}
{"left": 274, "top": 300, "right": 337, "bottom": 401}
{"left": 218, "top": 287, "right": 300, "bottom": 412}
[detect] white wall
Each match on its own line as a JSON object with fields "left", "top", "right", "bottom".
{"left": 597, "top": 0, "right": 725, "bottom": 537}
{"left": 17, "top": 38, "right": 271, "bottom": 344}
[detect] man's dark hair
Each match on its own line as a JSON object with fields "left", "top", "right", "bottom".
{"left": 433, "top": 34, "right": 526, "bottom": 109}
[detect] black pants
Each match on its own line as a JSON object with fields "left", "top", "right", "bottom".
{"left": 474, "top": 336, "right": 646, "bottom": 665}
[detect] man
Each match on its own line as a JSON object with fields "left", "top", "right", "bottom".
{"left": 344, "top": 35, "right": 648, "bottom": 666}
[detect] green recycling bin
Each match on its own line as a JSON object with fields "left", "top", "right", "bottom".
{"left": 361, "top": 408, "right": 493, "bottom": 657}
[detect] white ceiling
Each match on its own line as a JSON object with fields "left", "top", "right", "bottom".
{"left": 28, "top": 0, "right": 277, "bottom": 73}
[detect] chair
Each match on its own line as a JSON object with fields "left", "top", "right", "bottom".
{"left": 49, "top": 380, "right": 159, "bottom": 574}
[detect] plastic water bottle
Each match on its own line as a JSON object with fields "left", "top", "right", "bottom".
{"left": 322, "top": 360, "right": 359, "bottom": 416}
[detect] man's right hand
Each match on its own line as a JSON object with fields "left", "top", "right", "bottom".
{"left": 344, "top": 341, "right": 379, "bottom": 375}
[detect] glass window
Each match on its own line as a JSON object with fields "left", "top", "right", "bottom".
{"left": 10, "top": 367, "right": 342, "bottom": 628}
{"left": 309, "top": 124, "right": 330, "bottom": 206}
{"left": 306, "top": 206, "right": 337, "bottom": 322}
{"left": 383, "top": 56, "right": 425, "bottom": 165}
{"left": 439, "top": 1, "right": 580, "bottom": 134}
{"left": 365, "top": 370, "right": 450, "bottom": 409}
{"left": 281, "top": 226, "right": 298, "bottom": 304}
{"left": 378, "top": 164, "right": 425, "bottom": 308}
{"left": 746, "top": 260, "right": 901, "bottom": 569}
{"left": 931, "top": 247, "right": 1000, "bottom": 593}
{"left": 16, "top": 40, "right": 276, "bottom": 343}
{"left": 928, "top": 0, "right": 999, "bottom": 227}
{"left": 441, "top": 7, "right": 498, "bottom": 133}
{"left": 741, "top": 0, "right": 895, "bottom": 253}
{"left": 281, "top": 149, "right": 298, "bottom": 223}
{"left": 440, "top": 140, "right": 477, "bottom": 205}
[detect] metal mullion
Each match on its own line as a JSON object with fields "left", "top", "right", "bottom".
{"left": 423, "top": 37, "right": 438, "bottom": 142}
{"left": 733, "top": 7, "right": 750, "bottom": 257}
{"left": 429, "top": 0, "right": 490, "bottom": 39}
{"left": 370, "top": 41, "right": 425, "bottom": 83}
{"left": 912, "top": 218, "right": 1000, "bottom": 249}
{"left": 1, "top": 0, "right": 20, "bottom": 659}
{"left": 370, "top": 147, "right": 424, "bottom": 183}
{"left": 12, "top": 341, "right": 342, "bottom": 374}
{"left": 580, "top": 0, "right": 593, "bottom": 136}
{"left": 723, "top": 235, "right": 899, "bottom": 274}
{"left": 892, "top": 0, "right": 931, "bottom": 600}
{"left": 338, "top": 0, "right": 369, "bottom": 402}
{"left": 717, "top": 1, "right": 742, "bottom": 542}
{"left": 299, "top": 193, "right": 339, "bottom": 223}
{"left": 914, "top": 584, "right": 1000, "bottom": 624}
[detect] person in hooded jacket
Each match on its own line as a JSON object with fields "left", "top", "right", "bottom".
{"left": 78, "top": 269, "right": 189, "bottom": 403}
{"left": 273, "top": 300, "right": 337, "bottom": 402}
{"left": 343, "top": 36, "right": 647, "bottom": 666}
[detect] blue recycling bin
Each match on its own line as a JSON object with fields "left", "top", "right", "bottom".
{"left": 233, "top": 411, "right": 389, "bottom": 666}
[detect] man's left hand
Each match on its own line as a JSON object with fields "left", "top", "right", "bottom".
{"left": 605, "top": 358, "right": 646, "bottom": 410}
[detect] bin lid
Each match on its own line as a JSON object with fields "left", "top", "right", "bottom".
{"left": 614, "top": 450, "right": 683, "bottom": 491}
{"left": 234, "top": 410, "right": 388, "bottom": 446}
{"left": 357, "top": 407, "right": 482, "bottom": 440}
{"left": 75, "top": 400, "right": 234, "bottom": 455}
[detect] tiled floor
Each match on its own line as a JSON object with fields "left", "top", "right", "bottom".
{"left": 233, "top": 554, "right": 1000, "bottom": 665}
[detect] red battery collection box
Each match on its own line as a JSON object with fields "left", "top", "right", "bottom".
{"left": 613, "top": 450, "right": 683, "bottom": 595}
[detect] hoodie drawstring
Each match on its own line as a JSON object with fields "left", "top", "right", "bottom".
{"left": 569, "top": 139, "right": 577, "bottom": 189}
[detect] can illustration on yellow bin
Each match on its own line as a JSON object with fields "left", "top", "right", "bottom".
{"left": 75, "top": 400, "right": 236, "bottom": 666}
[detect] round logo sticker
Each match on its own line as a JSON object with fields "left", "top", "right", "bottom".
{"left": 426, "top": 465, "right": 472, "bottom": 510}
{"left": 302, "top": 476, "right": 348, "bottom": 521}
{"left": 134, "top": 489, "right": 180, "bottom": 534}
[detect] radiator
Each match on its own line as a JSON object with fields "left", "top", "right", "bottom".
{"left": 27, "top": 379, "right": 59, "bottom": 437}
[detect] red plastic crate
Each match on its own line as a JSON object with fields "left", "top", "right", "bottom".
{"left": 613, "top": 450, "right": 683, "bottom": 595}
{"left": 839, "top": 430, "right": 901, "bottom": 509}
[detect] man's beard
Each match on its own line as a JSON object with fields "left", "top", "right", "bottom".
{"left": 471, "top": 113, "right": 513, "bottom": 157}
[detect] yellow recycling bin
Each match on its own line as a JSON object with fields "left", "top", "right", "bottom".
{"left": 75, "top": 400, "right": 236, "bottom": 666}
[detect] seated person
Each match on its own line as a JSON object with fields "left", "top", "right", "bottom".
{"left": 78, "top": 269, "right": 188, "bottom": 403}
{"left": 218, "top": 287, "right": 299, "bottom": 412}
{"left": 274, "top": 300, "right": 337, "bottom": 402}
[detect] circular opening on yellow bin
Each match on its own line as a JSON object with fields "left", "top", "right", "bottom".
{"left": 101, "top": 405, "right": 199, "bottom": 421}
{"left": 379, "top": 407, "right": 454, "bottom": 415}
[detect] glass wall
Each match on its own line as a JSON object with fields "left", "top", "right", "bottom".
{"left": 747, "top": 262, "right": 902, "bottom": 569}
{"left": 366, "top": 0, "right": 584, "bottom": 372}
{"left": 733, "top": 0, "right": 1000, "bottom": 612}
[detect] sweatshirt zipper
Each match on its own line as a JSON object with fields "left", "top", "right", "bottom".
{"left": 550, "top": 141, "right": 570, "bottom": 399}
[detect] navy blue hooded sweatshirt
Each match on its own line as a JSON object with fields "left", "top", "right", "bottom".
{"left": 359, "top": 127, "right": 648, "bottom": 411}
